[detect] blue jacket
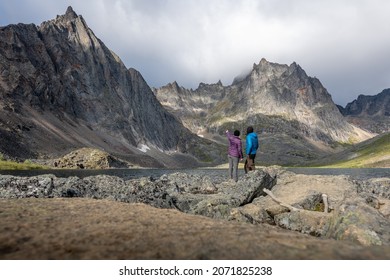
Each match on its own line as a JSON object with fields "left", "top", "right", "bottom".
{"left": 246, "top": 132, "right": 259, "bottom": 155}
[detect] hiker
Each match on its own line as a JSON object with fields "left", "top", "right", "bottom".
{"left": 244, "top": 126, "right": 259, "bottom": 173}
{"left": 226, "top": 130, "right": 243, "bottom": 182}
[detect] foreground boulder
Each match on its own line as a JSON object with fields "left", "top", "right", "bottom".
{"left": 163, "top": 170, "right": 276, "bottom": 219}
{"left": 230, "top": 169, "right": 390, "bottom": 246}
{"left": 0, "top": 170, "right": 276, "bottom": 219}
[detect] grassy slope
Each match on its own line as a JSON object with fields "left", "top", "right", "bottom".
{"left": 320, "top": 132, "right": 390, "bottom": 168}
{"left": 213, "top": 133, "right": 389, "bottom": 169}
{"left": 0, "top": 159, "right": 45, "bottom": 170}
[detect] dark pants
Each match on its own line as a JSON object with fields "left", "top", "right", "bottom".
{"left": 244, "top": 154, "right": 256, "bottom": 173}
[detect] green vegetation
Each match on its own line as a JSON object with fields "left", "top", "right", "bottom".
{"left": 322, "top": 133, "right": 390, "bottom": 168}
{"left": 0, "top": 155, "right": 45, "bottom": 170}
{"left": 314, "top": 202, "right": 325, "bottom": 212}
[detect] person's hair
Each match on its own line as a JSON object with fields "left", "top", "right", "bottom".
{"left": 234, "top": 130, "right": 240, "bottom": 136}
{"left": 246, "top": 126, "right": 254, "bottom": 134}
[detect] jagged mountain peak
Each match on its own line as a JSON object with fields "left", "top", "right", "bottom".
{"left": 288, "top": 61, "right": 301, "bottom": 71}
{"left": 156, "top": 81, "right": 182, "bottom": 93}
{"left": 252, "top": 58, "right": 273, "bottom": 71}
{"left": 44, "top": 6, "right": 82, "bottom": 26}
{"left": 250, "top": 59, "right": 307, "bottom": 80}
{"left": 342, "top": 89, "right": 390, "bottom": 116}
{"left": 230, "top": 60, "right": 280, "bottom": 85}
{"left": 197, "top": 80, "right": 224, "bottom": 90}
{"left": 287, "top": 61, "right": 308, "bottom": 79}
{"left": 41, "top": 6, "right": 93, "bottom": 41}
{"left": 246, "top": 59, "right": 292, "bottom": 83}
{"left": 337, "top": 89, "right": 390, "bottom": 133}
{"left": 65, "top": 6, "right": 78, "bottom": 20}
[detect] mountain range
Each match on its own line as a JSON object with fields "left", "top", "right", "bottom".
{"left": 337, "top": 88, "right": 390, "bottom": 134}
{"left": 0, "top": 7, "right": 387, "bottom": 168}
{"left": 154, "top": 59, "right": 376, "bottom": 165}
{"left": 0, "top": 7, "right": 222, "bottom": 167}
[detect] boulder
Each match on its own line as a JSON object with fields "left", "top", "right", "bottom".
{"left": 1, "top": 168, "right": 390, "bottom": 247}
{"left": 163, "top": 170, "right": 276, "bottom": 219}
{"left": 229, "top": 170, "right": 390, "bottom": 246}
{"left": 327, "top": 196, "right": 390, "bottom": 246}
{"left": 53, "top": 148, "right": 131, "bottom": 169}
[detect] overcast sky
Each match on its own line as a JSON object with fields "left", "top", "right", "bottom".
{"left": 1, "top": 0, "right": 389, "bottom": 105}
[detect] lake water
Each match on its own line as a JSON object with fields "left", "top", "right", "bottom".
{"left": 287, "top": 168, "right": 390, "bottom": 180}
{"left": 0, "top": 168, "right": 388, "bottom": 183}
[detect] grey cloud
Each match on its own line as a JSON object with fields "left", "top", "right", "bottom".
{"left": 1, "top": 0, "right": 389, "bottom": 105}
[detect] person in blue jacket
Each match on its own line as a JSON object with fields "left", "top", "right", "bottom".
{"left": 244, "top": 126, "right": 259, "bottom": 173}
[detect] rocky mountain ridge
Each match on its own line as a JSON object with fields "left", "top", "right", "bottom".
{"left": 338, "top": 89, "right": 390, "bottom": 134}
{"left": 0, "top": 7, "right": 221, "bottom": 167}
{"left": 154, "top": 59, "right": 373, "bottom": 165}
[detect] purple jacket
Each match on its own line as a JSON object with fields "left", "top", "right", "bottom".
{"left": 226, "top": 131, "right": 243, "bottom": 159}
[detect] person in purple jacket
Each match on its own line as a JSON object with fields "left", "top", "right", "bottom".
{"left": 226, "top": 129, "right": 243, "bottom": 182}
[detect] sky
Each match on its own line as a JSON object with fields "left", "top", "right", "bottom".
{"left": 1, "top": 0, "right": 389, "bottom": 106}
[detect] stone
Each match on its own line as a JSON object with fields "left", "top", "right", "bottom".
{"left": 52, "top": 148, "right": 131, "bottom": 169}
{"left": 162, "top": 170, "right": 276, "bottom": 219}
{"left": 1, "top": 168, "right": 390, "bottom": 248}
